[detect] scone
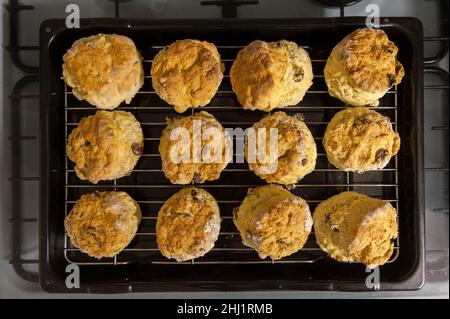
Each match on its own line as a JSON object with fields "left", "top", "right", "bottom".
{"left": 230, "top": 40, "right": 313, "bottom": 111}
{"left": 156, "top": 187, "right": 221, "bottom": 261}
{"left": 151, "top": 39, "right": 224, "bottom": 113}
{"left": 159, "top": 111, "right": 231, "bottom": 184}
{"left": 245, "top": 112, "right": 317, "bottom": 185}
{"left": 64, "top": 191, "right": 142, "bottom": 259}
{"left": 63, "top": 34, "right": 144, "bottom": 110}
{"left": 67, "top": 110, "right": 144, "bottom": 184}
{"left": 233, "top": 185, "right": 312, "bottom": 260}
{"left": 323, "top": 107, "right": 400, "bottom": 172}
{"left": 324, "top": 28, "right": 404, "bottom": 106}
{"left": 313, "top": 191, "right": 398, "bottom": 267}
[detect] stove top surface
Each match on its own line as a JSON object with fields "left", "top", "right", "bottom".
{"left": 0, "top": 0, "right": 448, "bottom": 298}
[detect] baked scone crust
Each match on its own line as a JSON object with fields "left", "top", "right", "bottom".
{"left": 313, "top": 191, "right": 398, "bottom": 267}
{"left": 159, "top": 111, "right": 231, "bottom": 184}
{"left": 323, "top": 107, "right": 400, "bottom": 172}
{"left": 67, "top": 111, "right": 144, "bottom": 184}
{"left": 63, "top": 34, "right": 144, "bottom": 110}
{"left": 245, "top": 112, "right": 317, "bottom": 185}
{"left": 233, "top": 185, "right": 312, "bottom": 260}
{"left": 230, "top": 40, "right": 313, "bottom": 111}
{"left": 156, "top": 187, "right": 221, "bottom": 261}
{"left": 324, "top": 28, "right": 404, "bottom": 106}
{"left": 64, "top": 191, "right": 142, "bottom": 259}
{"left": 151, "top": 39, "right": 225, "bottom": 113}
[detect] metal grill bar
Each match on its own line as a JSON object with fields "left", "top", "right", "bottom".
{"left": 9, "top": 74, "right": 40, "bottom": 282}
{"left": 63, "top": 43, "right": 400, "bottom": 266}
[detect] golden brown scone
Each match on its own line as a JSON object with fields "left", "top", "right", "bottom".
{"left": 313, "top": 191, "right": 398, "bottom": 267}
{"left": 67, "top": 111, "right": 144, "bottom": 184}
{"left": 323, "top": 107, "right": 400, "bottom": 172}
{"left": 324, "top": 28, "right": 404, "bottom": 107}
{"left": 233, "top": 185, "right": 312, "bottom": 260}
{"left": 64, "top": 191, "right": 142, "bottom": 259}
{"left": 151, "top": 39, "right": 224, "bottom": 113}
{"left": 230, "top": 40, "right": 313, "bottom": 111}
{"left": 245, "top": 112, "right": 317, "bottom": 185}
{"left": 156, "top": 187, "right": 221, "bottom": 261}
{"left": 159, "top": 111, "right": 231, "bottom": 184}
{"left": 63, "top": 34, "right": 144, "bottom": 110}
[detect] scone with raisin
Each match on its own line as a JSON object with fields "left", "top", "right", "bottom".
{"left": 230, "top": 40, "right": 313, "bottom": 111}
{"left": 245, "top": 112, "right": 316, "bottom": 185}
{"left": 64, "top": 191, "right": 142, "bottom": 259}
{"left": 67, "top": 111, "right": 144, "bottom": 184}
{"left": 63, "top": 34, "right": 144, "bottom": 110}
{"left": 324, "top": 28, "right": 404, "bottom": 106}
{"left": 151, "top": 39, "right": 224, "bottom": 113}
{"left": 323, "top": 107, "right": 400, "bottom": 172}
{"left": 159, "top": 111, "right": 231, "bottom": 184}
{"left": 313, "top": 191, "right": 398, "bottom": 267}
{"left": 233, "top": 185, "right": 312, "bottom": 260}
{"left": 156, "top": 187, "right": 221, "bottom": 261}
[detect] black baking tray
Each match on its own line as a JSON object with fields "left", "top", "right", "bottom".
{"left": 40, "top": 17, "right": 424, "bottom": 293}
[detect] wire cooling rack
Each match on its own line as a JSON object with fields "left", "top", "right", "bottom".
{"left": 62, "top": 44, "right": 400, "bottom": 266}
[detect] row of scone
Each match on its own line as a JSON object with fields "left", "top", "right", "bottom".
{"left": 65, "top": 186, "right": 398, "bottom": 267}
{"left": 67, "top": 107, "right": 400, "bottom": 185}
{"left": 62, "top": 28, "right": 404, "bottom": 112}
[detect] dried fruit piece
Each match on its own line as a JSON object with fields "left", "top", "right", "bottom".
{"left": 375, "top": 148, "right": 388, "bottom": 162}
{"left": 353, "top": 116, "right": 372, "bottom": 126}
{"left": 292, "top": 113, "right": 305, "bottom": 121}
{"left": 192, "top": 172, "right": 202, "bottom": 183}
{"left": 131, "top": 143, "right": 143, "bottom": 155}
{"left": 293, "top": 70, "right": 304, "bottom": 82}
{"left": 387, "top": 74, "right": 396, "bottom": 87}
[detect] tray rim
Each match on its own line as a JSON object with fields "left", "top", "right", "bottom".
{"left": 39, "top": 17, "right": 425, "bottom": 293}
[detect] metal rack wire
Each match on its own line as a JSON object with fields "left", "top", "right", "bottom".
{"left": 63, "top": 45, "right": 400, "bottom": 266}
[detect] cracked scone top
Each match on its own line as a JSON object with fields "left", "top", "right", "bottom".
{"left": 230, "top": 40, "right": 313, "bottom": 111}
{"left": 156, "top": 187, "right": 221, "bottom": 262}
{"left": 324, "top": 28, "right": 404, "bottom": 107}
{"left": 159, "top": 111, "right": 231, "bottom": 184}
{"left": 323, "top": 107, "right": 400, "bottom": 172}
{"left": 64, "top": 191, "right": 142, "bottom": 259}
{"left": 151, "top": 39, "right": 225, "bottom": 113}
{"left": 245, "top": 112, "right": 317, "bottom": 185}
{"left": 313, "top": 191, "right": 398, "bottom": 267}
{"left": 63, "top": 34, "right": 144, "bottom": 110}
{"left": 233, "top": 185, "right": 312, "bottom": 260}
{"left": 67, "top": 111, "right": 144, "bottom": 184}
